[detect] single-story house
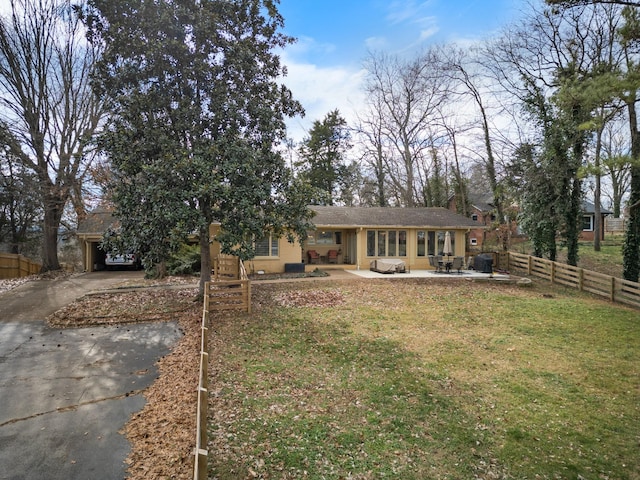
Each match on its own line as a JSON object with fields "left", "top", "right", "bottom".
{"left": 581, "top": 201, "right": 612, "bottom": 241}
{"left": 214, "top": 206, "right": 482, "bottom": 274}
{"left": 78, "top": 205, "right": 482, "bottom": 273}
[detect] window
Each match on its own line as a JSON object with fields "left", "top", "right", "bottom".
{"left": 255, "top": 235, "right": 278, "bottom": 257}
{"left": 366, "top": 230, "right": 407, "bottom": 257}
{"left": 470, "top": 238, "right": 478, "bottom": 246}
{"left": 471, "top": 214, "right": 478, "bottom": 222}
{"left": 417, "top": 231, "right": 426, "bottom": 256}
{"left": 307, "top": 230, "right": 341, "bottom": 245}
{"left": 317, "top": 230, "right": 334, "bottom": 244}
{"left": 582, "top": 216, "right": 593, "bottom": 231}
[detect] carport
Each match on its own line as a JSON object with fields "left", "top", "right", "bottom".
{"left": 76, "top": 207, "right": 115, "bottom": 272}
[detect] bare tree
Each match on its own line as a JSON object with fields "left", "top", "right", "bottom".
{"left": 361, "top": 49, "right": 451, "bottom": 207}
{"left": 0, "top": 0, "right": 104, "bottom": 270}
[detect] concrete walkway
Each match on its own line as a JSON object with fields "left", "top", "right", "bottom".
{"left": 0, "top": 271, "right": 183, "bottom": 480}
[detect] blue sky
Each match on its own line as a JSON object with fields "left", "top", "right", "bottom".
{"left": 276, "top": 0, "right": 524, "bottom": 142}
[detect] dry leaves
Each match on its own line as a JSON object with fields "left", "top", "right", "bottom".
{"left": 274, "top": 289, "right": 345, "bottom": 308}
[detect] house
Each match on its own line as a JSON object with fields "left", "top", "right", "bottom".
{"left": 447, "top": 193, "right": 496, "bottom": 250}
{"left": 215, "top": 206, "right": 481, "bottom": 274}
{"left": 581, "top": 201, "right": 612, "bottom": 241}
{"left": 78, "top": 205, "right": 482, "bottom": 273}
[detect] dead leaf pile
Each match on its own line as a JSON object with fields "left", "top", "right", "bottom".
{"left": 46, "top": 289, "right": 197, "bottom": 327}
{"left": 124, "top": 304, "right": 201, "bottom": 480}
{"left": 274, "top": 288, "right": 345, "bottom": 308}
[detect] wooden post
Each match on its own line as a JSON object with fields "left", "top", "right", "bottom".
{"left": 550, "top": 262, "right": 556, "bottom": 284}
{"left": 578, "top": 269, "right": 584, "bottom": 291}
{"left": 198, "top": 386, "right": 208, "bottom": 447}
{"left": 194, "top": 448, "right": 208, "bottom": 480}
{"left": 611, "top": 276, "right": 615, "bottom": 302}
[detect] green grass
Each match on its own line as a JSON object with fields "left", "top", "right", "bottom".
{"left": 208, "top": 279, "right": 640, "bottom": 479}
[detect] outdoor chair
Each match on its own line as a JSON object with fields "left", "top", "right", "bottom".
{"left": 327, "top": 250, "right": 339, "bottom": 263}
{"left": 452, "top": 256, "right": 464, "bottom": 274}
{"left": 307, "top": 249, "right": 320, "bottom": 264}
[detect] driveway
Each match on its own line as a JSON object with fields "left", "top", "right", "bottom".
{"left": 0, "top": 272, "right": 183, "bottom": 480}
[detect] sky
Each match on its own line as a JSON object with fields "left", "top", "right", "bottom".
{"left": 276, "top": 0, "right": 525, "bottom": 143}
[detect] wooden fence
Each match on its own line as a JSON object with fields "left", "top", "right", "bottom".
{"left": 0, "top": 253, "right": 41, "bottom": 279}
{"left": 507, "top": 251, "right": 640, "bottom": 309}
{"left": 193, "top": 257, "right": 251, "bottom": 480}
{"left": 209, "top": 256, "right": 251, "bottom": 314}
{"left": 212, "top": 254, "right": 239, "bottom": 281}
{"left": 193, "top": 299, "right": 210, "bottom": 480}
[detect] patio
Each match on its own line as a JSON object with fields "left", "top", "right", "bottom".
{"left": 345, "top": 269, "right": 506, "bottom": 280}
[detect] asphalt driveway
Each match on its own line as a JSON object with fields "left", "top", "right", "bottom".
{"left": 0, "top": 271, "right": 183, "bottom": 480}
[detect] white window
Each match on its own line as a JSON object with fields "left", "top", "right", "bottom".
{"left": 470, "top": 238, "right": 478, "bottom": 246}
{"left": 582, "top": 216, "right": 594, "bottom": 231}
{"left": 255, "top": 235, "right": 279, "bottom": 257}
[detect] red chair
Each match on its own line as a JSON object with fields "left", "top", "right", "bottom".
{"left": 307, "top": 250, "right": 320, "bottom": 264}
{"left": 327, "top": 250, "right": 339, "bottom": 264}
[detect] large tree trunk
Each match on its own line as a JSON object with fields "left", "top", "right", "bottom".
{"left": 40, "top": 191, "right": 65, "bottom": 272}
{"left": 624, "top": 98, "right": 640, "bottom": 282}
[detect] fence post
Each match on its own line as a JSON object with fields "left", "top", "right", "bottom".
{"left": 611, "top": 276, "right": 616, "bottom": 302}
{"left": 550, "top": 261, "right": 556, "bottom": 284}
{"left": 578, "top": 269, "right": 584, "bottom": 291}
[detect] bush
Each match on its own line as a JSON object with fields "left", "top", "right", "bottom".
{"left": 167, "top": 244, "right": 201, "bottom": 275}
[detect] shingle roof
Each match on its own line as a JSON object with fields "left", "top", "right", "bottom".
{"left": 310, "top": 206, "right": 480, "bottom": 229}
{"left": 77, "top": 207, "right": 118, "bottom": 235}
{"left": 582, "top": 201, "right": 612, "bottom": 215}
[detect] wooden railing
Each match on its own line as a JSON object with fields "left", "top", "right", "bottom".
{"left": 507, "top": 251, "right": 640, "bottom": 309}
{"left": 193, "top": 299, "right": 210, "bottom": 480}
{"left": 193, "top": 257, "right": 251, "bottom": 480}
{"left": 212, "top": 254, "right": 239, "bottom": 280}
{"left": 0, "top": 253, "right": 41, "bottom": 279}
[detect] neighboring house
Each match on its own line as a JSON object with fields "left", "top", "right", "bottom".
{"left": 78, "top": 205, "right": 482, "bottom": 274}
{"left": 581, "top": 201, "right": 612, "bottom": 241}
{"left": 447, "top": 193, "right": 496, "bottom": 250}
{"left": 213, "top": 206, "right": 482, "bottom": 274}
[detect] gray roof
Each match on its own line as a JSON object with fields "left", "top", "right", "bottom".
{"left": 582, "top": 200, "right": 612, "bottom": 215}
{"left": 310, "top": 206, "right": 480, "bottom": 229}
{"left": 77, "top": 207, "right": 117, "bottom": 236}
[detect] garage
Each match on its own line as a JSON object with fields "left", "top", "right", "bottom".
{"left": 76, "top": 207, "right": 115, "bottom": 272}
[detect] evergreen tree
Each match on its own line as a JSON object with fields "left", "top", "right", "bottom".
{"left": 296, "top": 109, "right": 353, "bottom": 205}
{"left": 84, "top": 0, "right": 313, "bottom": 293}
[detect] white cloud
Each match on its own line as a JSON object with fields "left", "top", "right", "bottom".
{"left": 365, "top": 36, "right": 388, "bottom": 51}
{"left": 280, "top": 56, "right": 367, "bottom": 144}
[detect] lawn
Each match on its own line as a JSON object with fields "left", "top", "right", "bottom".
{"left": 208, "top": 278, "right": 640, "bottom": 480}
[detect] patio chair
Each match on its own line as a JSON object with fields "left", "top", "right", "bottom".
{"left": 307, "top": 249, "right": 320, "bottom": 264}
{"left": 327, "top": 250, "right": 339, "bottom": 264}
{"left": 452, "top": 256, "right": 464, "bottom": 274}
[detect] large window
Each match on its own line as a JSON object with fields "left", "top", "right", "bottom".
{"left": 255, "top": 235, "right": 279, "bottom": 257}
{"left": 307, "top": 230, "right": 342, "bottom": 245}
{"left": 417, "top": 230, "right": 455, "bottom": 256}
{"left": 366, "top": 230, "right": 407, "bottom": 257}
{"left": 582, "top": 216, "right": 593, "bottom": 231}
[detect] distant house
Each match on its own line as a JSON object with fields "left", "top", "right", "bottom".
{"left": 447, "top": 193, "right": 496, "bottom": 250}
{"left": 581, "top": 201, "right": 612, "bottom": 241}
{"left": 78, "top": 205, "right": 483, "bottom": 274}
